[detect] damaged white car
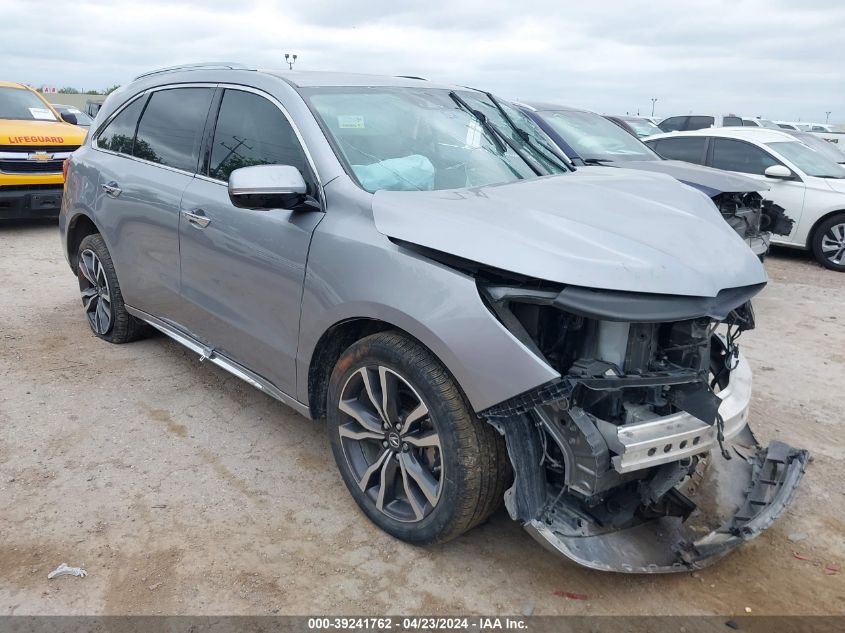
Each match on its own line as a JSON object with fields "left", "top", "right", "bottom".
{"left": 59, "top": 66, "right": 808, "bottom": 573}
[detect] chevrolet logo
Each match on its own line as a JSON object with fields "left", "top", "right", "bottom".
{"left": 28, "top": 152, "right": 54, "bottom": 162}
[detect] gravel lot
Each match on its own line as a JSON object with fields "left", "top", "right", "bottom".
{"left": 1, "top": 221, "right": 843, "bottom": 616}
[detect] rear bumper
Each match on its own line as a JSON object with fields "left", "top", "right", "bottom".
{"left": 526, "top": 426, "right": 808, "bottom": 573}
{"left": 0, "top": 186, "right": 63, "bottom": 220}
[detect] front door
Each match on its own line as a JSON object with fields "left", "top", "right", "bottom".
{"left": 177, "top": 88, "right": 323, "bottom": 395}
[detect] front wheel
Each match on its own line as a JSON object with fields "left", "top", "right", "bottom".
{"left": 811, "top": 213, "right": 845, "bottom": 271}
{"left": 327, "top": 331, "right": 510, "bottom": 544}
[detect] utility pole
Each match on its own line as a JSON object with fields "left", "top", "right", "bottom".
{"left": 650, "top": 98, "right": 658, "bottom": 117}
{"left": 285, "top": 53, "right": 298, "bottom": 70}
{"left": 826, "top": 111, "right": 832, "bottom": 124}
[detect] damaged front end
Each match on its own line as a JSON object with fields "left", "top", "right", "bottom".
{"left": 480, "top": 280, "right": 808, "bottom": 573}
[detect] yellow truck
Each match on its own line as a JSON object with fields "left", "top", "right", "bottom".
{"left": 0, "top": 81, "right": 87, "bottom": 219}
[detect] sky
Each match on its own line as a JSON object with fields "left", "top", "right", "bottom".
{"left": 2, "top": 0, "right": 843, "bottom": 123}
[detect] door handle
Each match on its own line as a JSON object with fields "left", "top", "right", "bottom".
{"left": 182, "top": 208, "right": 211, "bottom": 228}
{"left": 101, "top": 181, "right": 122, "bottom": 197}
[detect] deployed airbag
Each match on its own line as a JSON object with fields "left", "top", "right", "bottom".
{"left": 353, "top": 154, "right": 435, "bottom": 192}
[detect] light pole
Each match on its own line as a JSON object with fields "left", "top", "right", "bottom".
{"left": 650, "top": 98, "right": 658, "bottom": 117}
{"left": 285, "top": 53, "right": 298, "bottom": 70}
{"left": 826, "top": 111, "right": 832, "bottom": 124}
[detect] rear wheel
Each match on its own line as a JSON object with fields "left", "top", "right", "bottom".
{"left": 811, "top": 213, "right": 845, "bottom": 271}
{"left": 327, "top": 331, "right": 510, "bottom": 544}
{"left": 76, "top": 233, "right": 148, "bottom": 343}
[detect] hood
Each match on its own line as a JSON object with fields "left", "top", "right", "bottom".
{"left": 0, "top": 118, "right": 87, "bottom": 147}
{"left": 607, "top": 160, "right": 769, "bottom": 198}
{"left": 372, "top": 169, "right": 767, "bottom": 297}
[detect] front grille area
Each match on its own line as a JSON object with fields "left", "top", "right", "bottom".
{"left": 0, "top": 145, "right": 80, "bottom": 153}
{"left": 0, "top": 160, "right": 64, "bottom": 174}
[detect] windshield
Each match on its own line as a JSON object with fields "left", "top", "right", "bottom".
{"left": 0, "top": 87, "right": 58, "bottom": 121}
{"left": 789, "top": 132, "right": 845, "bottom": 164}
{"left": 537, "top": 109, "right": 659, "bottom": 162}
{"left": 769, "top": 141, "right": 845, "bottom": 178}
{"left": 622, "top": 118, "right": 663, "bottom": 138}
{"left": 305, "top": 87, "right": 559, "bottom": 192}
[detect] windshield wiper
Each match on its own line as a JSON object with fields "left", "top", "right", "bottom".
{"left": 448, "top": 91, "right": 543, "bottom": 177}
{"left": 582, "top": 157, "right": 614, "bottom": 165}
{"left": 482, "top": 91, "right": 574, "bottom": 173}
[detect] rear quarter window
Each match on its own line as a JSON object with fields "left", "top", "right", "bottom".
{"left": 97, "top": 97, "right": 146, "bottom": 155}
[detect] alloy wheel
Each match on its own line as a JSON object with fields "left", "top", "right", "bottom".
{"left": 337, "top": 365, "right": 442, "bottom": 523}
{"left": 78, "top": 249, "right": 113, "bottom": 335}
{"left": 820, "top": 222, "right": 845, "bottom": 266}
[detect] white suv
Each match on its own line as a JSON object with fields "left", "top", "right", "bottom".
{"left": 645, "top": 128, "right": 845, "bottom": 270}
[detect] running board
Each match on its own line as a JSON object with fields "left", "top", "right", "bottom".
{"left": 125, "top": 306, "right": 312, "bottom": 418}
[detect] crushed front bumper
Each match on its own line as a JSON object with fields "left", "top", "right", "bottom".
{"left": 525, "top": 425, "right": 808, "bottom": 573}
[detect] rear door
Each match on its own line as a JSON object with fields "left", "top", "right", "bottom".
{"left": 92, "top": 86, "right": 214, "bottom": 320}
{"left": 177, "top": 87, "right": 323, "bottom": 395}
{"left": 707, "top": 137, "right": 807, "bottom": 244}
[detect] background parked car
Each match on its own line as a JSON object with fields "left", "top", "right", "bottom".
{"left": 517, "top": 101, "right": 792, "bottom": 256}
{"left": 605, "top": 115, "right": 663, "bottom": 138}
{"left": 658, "top": 114, "right": 744, "bottom": 132}
{"left": 645, "top": 128, "right": 845, "bottom": 271}
{"left": 52, "top": 104, "right": 94, "bottom": 128}
{"left": 779, "top": 129, "right": 845, "bottom": 165}
{"left": 85, "top": 97, "right": 105, "bottom": 118}
{"left": 741, "top": 118, "right": 781, "bottom": 129}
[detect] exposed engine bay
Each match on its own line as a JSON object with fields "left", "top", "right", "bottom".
{"left": 478, "top": 276, "right": 808, "bottom": 573}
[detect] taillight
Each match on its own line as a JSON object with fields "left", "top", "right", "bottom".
{"left": 62, "top": 158, "right": 69, "bottom": 180}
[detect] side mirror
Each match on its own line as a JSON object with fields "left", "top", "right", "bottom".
{"left": 228, "top": 165, "right": 307, "bottom": 210}
{"left": 60, "top": 111, "right": 78, "bottom": 125}
{"left": 764, "top": 164, "right": 793, "bottom": 179}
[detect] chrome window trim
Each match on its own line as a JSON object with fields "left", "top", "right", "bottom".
{"left": 91, "top": 82, "right": 219, "bottom": 178}
{"left": 91, "top": 82, "right": 324, "bottom": 197}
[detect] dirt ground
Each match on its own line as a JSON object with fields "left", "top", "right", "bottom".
{"left": 0, "top": 221, "right": 843, "bottom": 616}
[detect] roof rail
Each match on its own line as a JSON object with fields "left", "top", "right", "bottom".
{"left": 134, "top": 62, "right": 249, "bottom": 80}
{"left": 395, "top": 75, "right": 427, "bottom": 81}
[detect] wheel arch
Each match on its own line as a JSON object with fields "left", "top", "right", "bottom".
{"left": 66, "top": 212, "right": 102, "bottom": 274}
{"left": 806, "top": 208, "right": 845, "bottom": 249}
{"left": 306, "top": 317, "right": 445, "bottom": 420}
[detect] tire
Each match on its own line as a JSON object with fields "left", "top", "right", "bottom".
{"left": 327, "top": 331, "right": 511, "bottom": 544}
{"left": 811, "top": 213, "right": 845, "bottom": 272}
{"left": 76, "top": 233, "right": 149, "bottom": 343}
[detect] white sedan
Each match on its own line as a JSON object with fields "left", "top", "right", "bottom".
{"left": 645, "top": 127, "right": 845, "bottom": 271}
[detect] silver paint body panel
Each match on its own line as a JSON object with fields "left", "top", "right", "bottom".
{"left": 60, "top": 68, "right": 765, "bottom": 414}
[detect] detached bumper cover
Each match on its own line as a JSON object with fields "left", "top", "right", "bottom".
{"left": 525, "top": 426, "right": 808, "bottom": 573}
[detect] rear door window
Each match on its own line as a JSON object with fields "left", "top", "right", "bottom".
{"left": 710, "top": 138, "right": 780, "bottom": 175}
{"left": 723, "top": 116, "right": 743, "bottom": 127}
{"left": 97, "top": 97, "right": 146, "bottom": 155}
{"left": 650, "top": 137, "right": 708, "bottom": 164}
{"left": 684, "top": 116, "right": 715, "bottom": 130}
{"left": 207, "top": 89, "right": 313, "bottom": 187}
{"left": 134, "top": 88, "right": 214, "bottom": 172}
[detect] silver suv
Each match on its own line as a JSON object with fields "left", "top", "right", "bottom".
{"left": 59, "top": 63, "right": 807, "bottom": 573}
